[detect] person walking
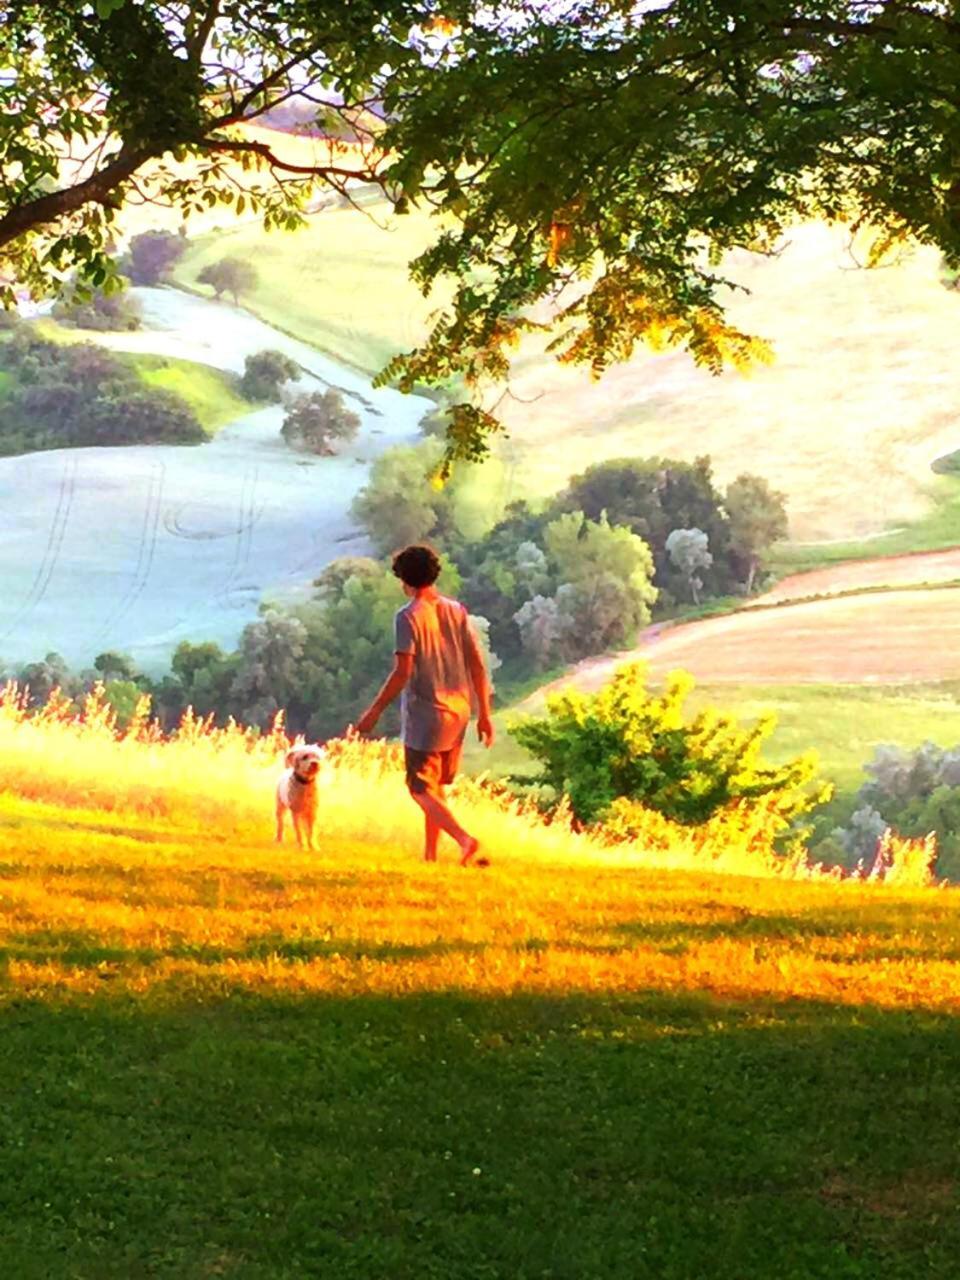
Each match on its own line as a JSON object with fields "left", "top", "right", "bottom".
{"left": 355, "top": 544, "right": 495, "bottom": 864}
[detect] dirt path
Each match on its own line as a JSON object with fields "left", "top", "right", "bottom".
{"left": 521, "top": 585, "right": 960, "bottom": 708}
{"left": 755, "top": 547, "right": 960, "bottom": 604}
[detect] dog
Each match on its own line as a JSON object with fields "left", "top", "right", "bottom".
{"left": 275, "top": 744, "right": 326, "bottom": 850}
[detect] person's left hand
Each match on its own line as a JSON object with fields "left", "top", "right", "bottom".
{"left": 355, "top": 706, "right": 380, "bottom": 736}
{"left": 477, "top": 713, "right": 495, "bottom": 749}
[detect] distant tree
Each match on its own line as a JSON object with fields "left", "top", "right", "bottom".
{"left": 724, "top": 475, "right": 789, "bottom": 594}
{"left": 281, "top": 390, "right": 361, "bottom": 455}
{"left": 161, "top": 641, "right": 239, "bottom": 722}
{"left": 94, "top": 651, "right": 139, "bottom": 681}
{"left": 198, "top": 256, "right": 259, "bottom": 305}
{"left": 124, "top": 230, "right": 188, "bottom": 286}
{"left": 544, "top": 512, "right": 658, "bottom": 657}
{"left": 350, "top": 442, "right": 455, "bottom": 556}
{"left": 514, "top": 594, "right": 564, "bottom": 670}
{"left": 240, "top": 349, "right": 299, "bottom": 402}
{"left": 312, "top": 557, "right": 382, "bottom": 600}
{"left": 557, "top": 456, "right": 734, "bottom": 596}
{"left": 665, "top": 528, "right": 713, "bottom": 605}
{"left": 230, "top": 611, "right": 307, "bottom": 727}
{"left": 53, "top": 282, "right": 142, "bottom": 331}
{"left": 102, "top": 679, "right": 146, "bottom": 729}
{"left": 78, "top": 387, "right": 204, "bottom": 447}
{"left": 16, "top": 652, "right": 77, "bottom": 706}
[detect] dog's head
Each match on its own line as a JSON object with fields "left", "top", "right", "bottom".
{"left": 285, "top": 744, "right": 326, "bottom": 781}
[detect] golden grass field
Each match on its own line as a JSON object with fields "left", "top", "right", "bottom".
{"left": 4, "top": 689, "right": 960, "bottom": 1277}
{"left": 0, "top": 682, "right": 946, "bottom": 1011}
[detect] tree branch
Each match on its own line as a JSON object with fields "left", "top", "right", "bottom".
{"left": 0, "top": 146, "right": 150, "bottom": 252}
{"left": 195, "top": 136, "right": 384, "bottom": 184}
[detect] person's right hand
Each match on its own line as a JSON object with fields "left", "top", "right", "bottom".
{"left": 477, "top": 714, "right": 495, "bottom": 749}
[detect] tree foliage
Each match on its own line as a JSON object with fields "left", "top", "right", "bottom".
{"left": 725, "top": 474, "right": 789, "bottom": 592}
{"left": 198, "top": 256, "right": 259, "bottom": 305}
{"left": 665, "top": 528, "right": 713, "bottom": 605}
{"left": 281, "top": 390, "right": 361, "bottom": 456}
{"left": 239, "top": 349, "right": 299, "bottom": 402}
{"left": 3, "top": 4, "right": 960, "bottom": 456}
{"left": 52, "top": 280, "right": 142, "bottom": 331}
{"left": 0, "top": 332, "right": 203, "bottom": 453}
{"left": 510, "top": 662, "right": 826, "bottom": 832}
{"left": 123, "top": 230, "right": 188, "bottom": 285}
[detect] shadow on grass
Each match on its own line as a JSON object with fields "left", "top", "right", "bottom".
{"left": 0, "top": 931, "right": 486, "bottom": 968}
{"left": 0, "top": 986, "right": 958, "bottom": 1279}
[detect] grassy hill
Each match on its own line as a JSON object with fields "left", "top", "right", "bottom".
{"left": 175, "top": 208, "right": 960, "bottom": 546}
{"left": 1, "top": 696, "right": 959, "bottom": 1277}
{"left": 1, "top": 321, "right": 248, "bottom": 439}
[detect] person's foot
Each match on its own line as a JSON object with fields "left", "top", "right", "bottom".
{"left": 459, "top": 836, "right": 480, "bottom": 867}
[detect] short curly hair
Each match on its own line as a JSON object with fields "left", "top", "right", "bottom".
{"left": 392, "top": 544, "right": 442, "bottom": 589}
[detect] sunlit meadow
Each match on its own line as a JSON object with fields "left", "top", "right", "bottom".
{"left": 3, "top": 686, "right": 960, "bottom": 1278}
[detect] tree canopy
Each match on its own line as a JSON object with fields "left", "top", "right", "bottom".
{"left": 3, "top": 2, "right": 960, "bottom": 457}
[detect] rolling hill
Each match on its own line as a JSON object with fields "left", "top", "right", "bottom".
{"left": 1, "top": 701, "right": 959, "bottom": 1277}
{"left": 175, "top": 209, "right": 960, "bottom": 545}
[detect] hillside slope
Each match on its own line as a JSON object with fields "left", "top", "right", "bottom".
{"left": 2, "top": 732, "right": 960, "bottom": 1276}
{"left": 178, "top": 210, "right": 960, "bottom": 543}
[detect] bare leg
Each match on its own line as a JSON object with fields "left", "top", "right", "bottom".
{"left": 411, "top": 791, "right": 479, "bottom": 865}
{"left": 424, "top": 807, "right": 440, "bottom": 862}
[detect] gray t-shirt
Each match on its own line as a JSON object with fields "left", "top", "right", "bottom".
{"left": 394, "top": 594, "right": 480, "bottom": 751}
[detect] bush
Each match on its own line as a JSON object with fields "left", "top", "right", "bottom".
{"left": 53, "top": 282, "right": 142, "bottom": 331}
{"left": 281, "top": 389, "right": 361, "bottom": 454}
{"left": 124, "top": 230, "right": 188, "bottom": 285}
{"left": 510, "top": 662, "right": 827, "bottom": 834}
{"left": 240, "top": 349, "right": 299, "bottom": 401}
{"left": 0, "top": 333, "right": 203, "bottom": 452}
{"left": 833, "top": 741, "right": 960, "bottom": 879}
{"left": 199, "top": 256, "right": 259, "bottom": 304}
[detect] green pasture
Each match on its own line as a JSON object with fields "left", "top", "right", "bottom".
{"left": 173, "top": 202, "right": 443, "bottom": 376}
{"left": 468, "top": 679, "right": 960, "bottom": 807}
{"left": 135, "top": 354, "right": 249, "bottom": 434}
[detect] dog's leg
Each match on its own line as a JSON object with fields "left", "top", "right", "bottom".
{"left": 292, "top": 813, "right": 304, "bottom": 849}
{"left": 275, "top": 798, "right": 285, "bottom": 844}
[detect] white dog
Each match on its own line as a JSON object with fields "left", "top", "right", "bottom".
{"left": 275, "top": 744, "right": 326, "bottom": 850}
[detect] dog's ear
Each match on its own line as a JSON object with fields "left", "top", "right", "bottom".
{"left": 285, "top": 748, "right": 298, "bottom": 769}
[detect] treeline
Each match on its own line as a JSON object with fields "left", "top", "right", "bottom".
{"left": 1, "top": 557, "right": 479, "bottom": 742}
{"left": 4, "top": 443, "right": 786, "bottom": 742}
{"left": 350, "top": 440, "right": 787, "bottom": 670}
{"left": 0, "top": 329, "right": 205, "bottom": 455}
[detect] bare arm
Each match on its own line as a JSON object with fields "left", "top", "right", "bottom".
{"left": 355, "top": 653, "right": 414, "bottom": 735}
{"left": 465, "top": 625, "right": 495, "bottom": 748}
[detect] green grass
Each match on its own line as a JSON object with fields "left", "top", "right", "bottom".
{"left": 3, "top": 799, "right": 960, "bottom": 1279}
{"left": 173, "top": 202, "right": 443, "bottom": 376}
{"left": 135, "top": 353, "right": 249, "bottom": 434}
{"left": 5, "top": 984, "right": 960, "bottom": 1279}
{"left": 770, "top": 474, "right": 960, "bottom": 575}
{"left": 468, "top": 679, "right": 960, "bottom": 804}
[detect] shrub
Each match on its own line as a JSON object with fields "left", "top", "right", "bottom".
{"left": 53, "top": 282, "right": 142, "bottom": 331}
{"left": 510, "top": 662, "right": 827, "bottom": 833}
{"left": 240, "top": 349, "right": 299, "bottom": 401}
{"left": 833, "top": 741, "right": 960, "bottom": 879}
{"left": 124, "top": 230, "right": 188, "bottom": 285}
{"left": 199, "top": 256, "right": 259, "bottom": 304}
{"left": 281, "top": 389, "right": 361, "bottom": 454}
